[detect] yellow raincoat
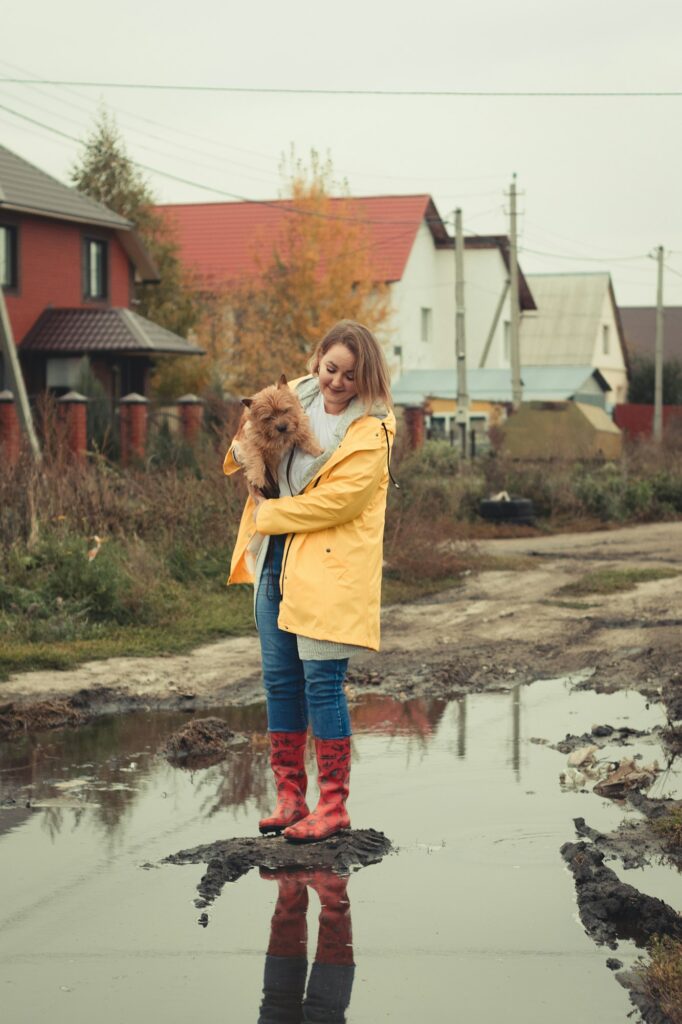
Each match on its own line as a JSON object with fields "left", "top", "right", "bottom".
{"left": 224, "top": 379, "right": 396, "bottom": 651}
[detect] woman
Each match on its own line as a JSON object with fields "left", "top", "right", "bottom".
{"left": 224, "top": 320, "right": 395, "bottom": 843}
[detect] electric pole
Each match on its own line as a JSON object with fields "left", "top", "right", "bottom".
{"left": 653, "top": 245, "right": 665, "bottom": 443}
{"left": 0, "top": 287, "right": 40, "bottom": 458}
{"left": 508, "top": 174, "right": 522, "bottom": 410}
{"left": 454, "top": 207, "right": 470, "bottom": 456}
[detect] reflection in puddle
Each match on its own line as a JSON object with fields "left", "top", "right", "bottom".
{"left": 0, "top": 677, "right": 679, "bottom": 1024}
{"left": 258, "top": 870, "right": 354, "bottom": 1024}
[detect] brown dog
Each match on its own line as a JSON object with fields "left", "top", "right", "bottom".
{"left": 236, "top": 374, "right": 323, "bottom": 498}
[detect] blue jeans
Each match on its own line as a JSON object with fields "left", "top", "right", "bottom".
{"left": 256, "top": 537, "right": 351, "bottom": 739}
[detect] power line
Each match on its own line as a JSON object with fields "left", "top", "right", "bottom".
{"left": 520, "top": 245, "right": 649, "bottom": 263}
{"left": 2, "top": 79, "right": 682, "bottom": 97}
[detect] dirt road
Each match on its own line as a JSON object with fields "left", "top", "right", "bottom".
{"left": 3, "top": 521, "right": 681, "bottom": 716}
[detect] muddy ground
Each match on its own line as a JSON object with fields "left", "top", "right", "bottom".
{"left": 2, "top": 521, "right": 681, "bottom": 721}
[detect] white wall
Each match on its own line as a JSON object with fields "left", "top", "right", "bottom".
{"left": 590, "top": 289, "right": 629, "bottom": 403}
{"left": 383, "top": 221, "right": 512, "bottom": 377}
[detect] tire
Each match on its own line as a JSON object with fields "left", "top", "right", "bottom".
{"left": 479, "top": 497, "right": 535, "bottom": 524}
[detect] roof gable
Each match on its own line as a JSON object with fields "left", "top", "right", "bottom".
{"left": 0, "top": 144, "right": 131, "bottom": 229}
{"left": 521, "top": 272, "right": 626, "bottom": 367}
{"left": 620, "top": 306, "right": 682, "bottom": 361}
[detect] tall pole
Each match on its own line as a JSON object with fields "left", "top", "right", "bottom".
{"left": 653, "top": 245, "right": 665, "bottom": 443}
{"left": 0, "top": 287, "right": 40, "bottom": 458}
{"left": 454, "top": 207, "right": 469, "bottom": 456}
{"left": 509, "top": 174, "right": 522, "bottom": 410}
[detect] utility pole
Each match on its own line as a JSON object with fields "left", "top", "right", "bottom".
{"left": 653, "top": 245, "right": 665, "bottom": 443}
{"left": 0, "top": 287, "right": 40, "bottom": 458}
{"left": 454, "top": 207, "right": 470, "bottom": 456}
{"left": 508, "top": 174, "right": 522, "bottom": 410}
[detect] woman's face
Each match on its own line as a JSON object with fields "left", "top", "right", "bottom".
{"left": 317, "top": 342, "right": 358, "bottom": 413}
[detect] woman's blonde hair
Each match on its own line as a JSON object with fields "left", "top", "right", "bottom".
{"left": 308, "top": 320, "right": 393, "bottom": 410}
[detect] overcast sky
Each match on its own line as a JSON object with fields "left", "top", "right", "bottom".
{"left": 2, "top": 0, "right": 682, "bottom": 306}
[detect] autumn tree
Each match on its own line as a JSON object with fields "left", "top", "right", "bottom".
{"left": 71, "top": 109, "right": 203, "bottom": 356}
{"left": 201, "top": 151, "right": 392, "bottom": 394}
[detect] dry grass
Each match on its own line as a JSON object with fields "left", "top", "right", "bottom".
{"left": 639, "top": 937, "right": 682, "bottom": 1024}
{"left": 652, "top": 810, "right": 682, "bottom": 850}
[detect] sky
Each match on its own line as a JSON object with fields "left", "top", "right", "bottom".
{"left": 2, "top": 0, "right": 682, "bottom": 306}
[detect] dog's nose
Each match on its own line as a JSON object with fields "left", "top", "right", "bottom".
{"left": 276, "top": 424, "right": 288, "bottom": 433}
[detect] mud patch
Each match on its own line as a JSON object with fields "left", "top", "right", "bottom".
{"left": 164, "top": 828, "right": 393, "bottom": 909}
{"left": 552, "top": 724, "right": 653, "bottom": 754}
{"left": 0, "top": 697, "right": 88, "bottom": 736}
{"left": 573, "top": 816, "right": 680, "bottom": 871}
{"left": 163, "top": 716, "right": 239, "bottom": 769}
{"left": 560, "top": 840, "right": 682, "bottom": 949}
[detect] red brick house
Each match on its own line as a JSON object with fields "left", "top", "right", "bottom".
{"left": 0, "top": 144, "right": 202, "bottom": 402}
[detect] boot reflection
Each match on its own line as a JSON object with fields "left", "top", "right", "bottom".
{"left": 258, "top": 869, "right": 355, "bottom": 1024}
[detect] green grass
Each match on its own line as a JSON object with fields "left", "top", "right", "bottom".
{"left": 545, "top": 599, "right": 599, "bottom": 610}
{"left": 0, "top": 587, "right": 254, "bottom": 680}
{"left": 652, "top": 809, "right": 682, "bottom": 849}
{"left": 556, "top": 567, "right": 679, "bottom": 598}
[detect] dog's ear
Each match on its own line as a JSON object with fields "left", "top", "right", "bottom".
{"left": 277, "top": 374, "right": 288, "bottom": 388}
{"left": 241, "top": 397, "right": 253, "bottom": 409}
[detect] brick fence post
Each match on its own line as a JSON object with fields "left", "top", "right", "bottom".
{"left": 57, "top": 390, "right": 89, "bottom": 462}
{"left": 404, "top": 406, "right": 426, "bottom": 449}
{"left": 119, "top": 393, "right": 149, "bottom": 466}
{"left": 176, "top": 393, "right": 205, "bottom": 444}
{"left": 0, "top": 389, "right": 20, "bottom": 467}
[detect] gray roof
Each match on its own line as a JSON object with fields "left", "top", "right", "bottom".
{"left": 19, "top": 308, "right": 204, "bottom": 356}
{"left": 520, "top": 272, "right": 628, "bottom": 370}
{"left": 620, "top": 306, "right": 682, "bottom": 361}
{"left": 0, "top": 144, "right": 131, "bottom": 229}
{"left": 392, "top": 366, "right": 610, "bottom": 405}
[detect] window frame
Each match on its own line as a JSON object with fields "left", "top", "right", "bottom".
{"left": 420, "top": 306, "right": 433, "bottom": 344}
{"left": 0, "top": 223, "right": 19, "bottom": 292}
{"left": 602, "top": 324, "right": 610, "bottom": 355}
{"left": 82, "top": 236, "right": 109, "bottom": 301}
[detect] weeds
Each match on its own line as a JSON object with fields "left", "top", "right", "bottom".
{"left": 556, "top": 567, "right": 679, "bottom": 597}
{"left": 652, "top": 810, "right": 682, "bottom": 850}
{"left": 638, "top": 937, "right": 682, "bottom": 1024}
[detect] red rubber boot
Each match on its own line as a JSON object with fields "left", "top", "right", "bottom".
{"left": 260, "top": 869, "right": 309, "bottom": 958}
{"left": 283, "top": 738, "right": 350, "bottom": 844}
{"left": 308, "top": 871, "right": 354, "bottom": 965}
{"left": 259, "top": 731, "right": 310, "bottom": 835}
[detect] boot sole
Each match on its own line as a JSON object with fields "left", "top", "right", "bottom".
{"left": 284, "top": 827, "right": 350, "bottom": 845}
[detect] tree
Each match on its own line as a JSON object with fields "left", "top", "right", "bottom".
{"left": 71, "top": 109, "right": 202, "bottom": 343}
{"left": 202, "top": 151, "right": 392, "bottom": 394}
{"left": 628, "top": 355, "right": 682, "bottom": 404}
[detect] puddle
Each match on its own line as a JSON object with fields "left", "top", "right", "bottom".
{"left": 0, "top": 677, "right": 679, "bottom": 1023}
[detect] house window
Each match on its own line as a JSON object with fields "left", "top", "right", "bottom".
{"left": 0, "top": 224, "right": 18, "bottom": 289}
{"left": 46, "top": 356, "right": 87, "bottom": 390}
{"left": 84, "top": 238, "right": 108, "bottom": 300}
{"left": 420, "top": 307, "right": 432, "bottom": 343}
{"left": 503, "top": 321, "right": 511, "bottom": 361}
{"left": 602, "top": 324, "right": 610, "bottom": 355}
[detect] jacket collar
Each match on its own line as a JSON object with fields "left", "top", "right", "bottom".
{"left": 291, "top": 375, "right": 394, "bottom": 493}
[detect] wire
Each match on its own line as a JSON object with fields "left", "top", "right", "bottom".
{"left": 2, "top": 79, "right": 682, "bottom": 98}
{"left": 520, "top": 245, "right": 649, "bottom": 263}
{"left": 664, "top": 264, "right": 682, "bottom": 280}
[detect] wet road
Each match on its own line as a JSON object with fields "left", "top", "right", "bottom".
{"left": 0, "top": 678, "right": 679, "bottom": 1023}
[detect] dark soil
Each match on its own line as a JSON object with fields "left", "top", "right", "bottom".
{"left": 163, "top": 716, "right": 239, "bottom": 769}
{"left": 573, "top": 816, "right": 680, "bottom": 872}
{"left": 0, "top": 696, "right": 88, "bottom": 736}
{"left": 551, "top": 724, "right": 653, "bottom": 754}
{"left": 163, "top": 828, "right": 394, "bottom": 911}
{"left": 560, "top": 840, "right": 682, "bottom": 950}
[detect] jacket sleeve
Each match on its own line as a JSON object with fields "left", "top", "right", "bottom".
{"left": 255, "top": 446, "right": 385, "bottom": 535}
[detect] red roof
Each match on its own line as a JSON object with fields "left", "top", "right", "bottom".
{"left": 156, "top": 194, "right": 451, "bottom": 287}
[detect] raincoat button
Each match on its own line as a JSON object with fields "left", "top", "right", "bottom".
{"left": 325, "top": 548, "right": 331, "bottom": 553}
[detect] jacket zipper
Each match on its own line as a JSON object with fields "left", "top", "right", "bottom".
{"left": 279, "top": 476, "right": 321, "bottom": 600}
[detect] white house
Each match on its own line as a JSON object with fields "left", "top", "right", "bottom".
{"left": 520, "top": 273, "right": 629, "bottom": 405}
{"left": 156, "top": 193, "right": 535, "bottom": 384}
